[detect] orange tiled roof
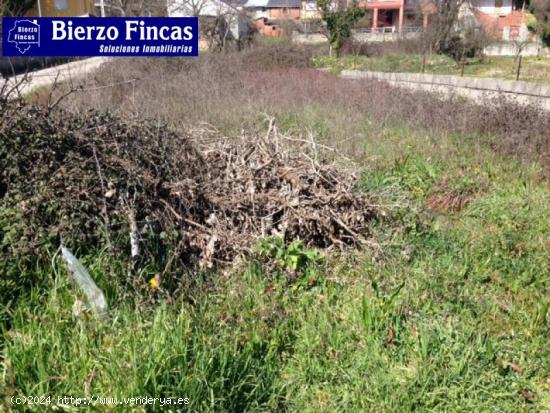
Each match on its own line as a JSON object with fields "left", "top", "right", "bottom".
{"left": 474, "top": 9, "right": 528, "bottom": 35}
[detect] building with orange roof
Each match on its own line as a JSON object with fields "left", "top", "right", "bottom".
{"left": 472, "top": 1, "right": 531, "bottom": 41}
{"left": 353, "top": 0, "right": 435, "bottom": 33}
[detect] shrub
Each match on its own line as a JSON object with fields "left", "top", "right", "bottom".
{"left": 256, "top": 237, "right": 324, "bottom": 287}
{"left": 441, "top": 27, "right": 492, "bottom": 62}
{"left": 0, "top": 85, "right": 379, "bottom": 316}
{"left": 340, "top": 38, "right": 425, "bottom": 57}
{"left": 61, "top": 46, "right": 550, "bottom": 164}
{"left": 241, "top": 42, "right": 314, "bottom": 70}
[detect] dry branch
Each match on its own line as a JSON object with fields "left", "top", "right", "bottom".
{"left": 0, "top": 97, "right": 378, "bottom": 273}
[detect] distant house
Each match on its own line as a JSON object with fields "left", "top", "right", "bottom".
{"left": 300, "top": 0, "right": 322, "bottom": 20}
{"left": 470, "top": 0, "right": 531, "bottom": 41}
{"left": 244, "top": 0, "right": 301, "bottom": 36}
{"left": 354, "top": 0, "right": 433, "bottom": 33}
{"left": 244, "top": 0, "right": 301, "bottom": 20}
{"left": 351, "top": 0, "right": 528, "bottom": 38}
{"left": 25, "top": 0, "right": 95, "bottom": 17}
{"left": 243, "top": 0, "right": 532, "bottom": 42}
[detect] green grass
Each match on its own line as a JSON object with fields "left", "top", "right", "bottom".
{"left": 313, "top": 54, "right": 550, "bottom": 83}
{"left": 2, "top": 93, "right": 549, "bottom": 411}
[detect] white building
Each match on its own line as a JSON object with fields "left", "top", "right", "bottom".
{"left": 167, "top": 0, "right": 251, "bottom": 40}
{"left": 471, "top": 0, "right": 514, "bottom": 16}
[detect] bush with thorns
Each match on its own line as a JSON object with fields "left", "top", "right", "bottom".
{"left": 0, "top": 94, "right": 378, "bottom": 299}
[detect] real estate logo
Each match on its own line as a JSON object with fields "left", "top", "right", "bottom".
{"left": 7, "top": 19, "right": 40, "bottom": 54}
{"left": 2, "top": 17, "right": 198, "bottom": 57}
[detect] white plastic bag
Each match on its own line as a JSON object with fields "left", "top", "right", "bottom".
{"left": 61, "top": 247, "right": 108, "bottom": 316}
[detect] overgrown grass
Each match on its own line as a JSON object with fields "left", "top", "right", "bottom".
{"left": 313, "top": 54, "right": 550, "bottom": 83}
{"left": 3, "top": 120, "right": 548, "bottom": 411}
{"left": 2, "top": 46, "right": 549, "bottom": 411}
{"left": 55, "top": 52, "right": 550, "bottom": 165}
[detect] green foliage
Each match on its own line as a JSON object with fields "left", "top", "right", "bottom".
{"left": 313, "top": 54, "right": 550, "bottom": 83}
{"left": 441, "top": 28, "right": 489, "bottom": 62}
{"left": 527, "top": 1, "right": 550, "bottom": 46}
{"left": 317, "top": 0, "right": 364, "bottom": 55}
{"left": 539, "top": 23, "right": 550, "bottom": 46}
{"left": 529, "top": 24, "right": 550, "bottom": 44}
{"left": 1, "top": 281, "right": 288, "bottom": 412}
{"left": 2, "top": 44, "right": 550, "bottom": 412}
{"left": 256, "top": 237, "right": 323, "bottom": 288}
{"left": 0, "top": 0, "right": 35, "bottom": 16}
{"left": 2, "top": 125, "right": 550, "bottom": 411}
{"left": 361, "top": 279, "right": 405, "bottom": 336}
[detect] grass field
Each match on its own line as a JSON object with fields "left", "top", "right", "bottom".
{"left": 313, "top": 54, "right": 550, "bottom": 83}
{"left": 1, "top": 47, "right": 549, "bottom": 412}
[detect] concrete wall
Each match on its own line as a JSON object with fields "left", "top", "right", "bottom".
{"left": 352, "top": 30, "right": 420, "bottom": 42}
{"left": 341, "top": 70, "right": 550, "bottom": 111}
{"left": 484, "top": 41, "right": 550, "bottom": 57}
{"left": 293, "top": 30, "right": 547, "bottom": 56}
{"left": 292, "top": 30, "right": 420, "bottom": 44}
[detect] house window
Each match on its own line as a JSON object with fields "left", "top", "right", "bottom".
{"left": 55, "top": 0, "right": 69, "bottom": 11}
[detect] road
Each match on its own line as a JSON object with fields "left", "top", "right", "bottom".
{"left": 1, "top": 57, "right": 110, "bottom": 97}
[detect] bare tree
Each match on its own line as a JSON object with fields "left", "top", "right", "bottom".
{"left": 404, "top": 0, "right": 494, "bottom": 64}
{"left": 424, "top": 0, "right": 468, "bottom": 52}
{"left": 98, "top": 0, "right": 249, "bottom": 50}
{"left": 99, "top": 0, "right": 167, "bottom": 16}
{"left": 512, "top": 36, "right": 530, "bottom": 60}
{"left": 169, "top": 0, "right": 248, "bottom": 50}
{"left": 530, "top": 0, "right": 549, "bottom": 51}
{"left": 167, "top": 0, "right": 212, "bottom": 16}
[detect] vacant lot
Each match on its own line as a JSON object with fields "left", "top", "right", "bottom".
{"left": 2, "top": 45, "right": 549, "bottom": 412}
{"left": 314, "top": 54, "right": 550, "bottom": 83}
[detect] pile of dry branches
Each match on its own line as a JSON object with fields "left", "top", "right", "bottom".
{"left": 0, "top": 97, "right": 377, "bottom": 271}
{"left": 188, "top": 124, "right": 377, "bottom": 267}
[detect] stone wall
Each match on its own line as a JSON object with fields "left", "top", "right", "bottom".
{"left": 341, "top": 70, "right": 550, "bottom": 111}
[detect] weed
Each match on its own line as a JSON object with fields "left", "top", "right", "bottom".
{"left": 256, "top": 237, "right": 324, "bottom": 288}
{"left": 314, "top": 54, "right": 550, "bottom": 83}
{"left": 2, "top": 44, "right": 549, "bottom": 412}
